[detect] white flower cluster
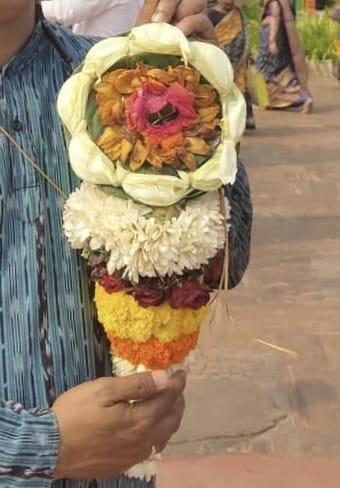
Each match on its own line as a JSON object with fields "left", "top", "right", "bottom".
{"left": 63, "top": 183, "right": 228, "bottom": 283}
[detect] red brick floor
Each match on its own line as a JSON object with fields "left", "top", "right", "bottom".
{"left": 158, "top": 455, "right": 340, "bottom": 487}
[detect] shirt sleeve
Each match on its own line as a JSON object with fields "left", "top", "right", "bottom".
{"left": 41, "top": 0, "right": 117, "bottom": 26}
{"left": 0, "top": 401, "right": 59, "bottom": 481}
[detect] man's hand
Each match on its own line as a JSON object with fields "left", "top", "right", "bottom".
{"left": 52, "top": 370, "right": 186, "bottom": 480}
{"left": 136, "top": 0, "right": 216, "bottom": 43}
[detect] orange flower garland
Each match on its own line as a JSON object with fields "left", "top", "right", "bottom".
{"left": 108, "top": 330, "right": 200, "bottom": 370}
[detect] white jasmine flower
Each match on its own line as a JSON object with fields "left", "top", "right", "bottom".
{"left": 64, "top": 184, "right": 229, "bottom": 282}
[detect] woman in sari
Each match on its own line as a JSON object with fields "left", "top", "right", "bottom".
{"left": 208, "top": 0, "right": 256, "bottom": 130}
{"left": 255, "top": 0, "right": 313, "bottom": 112}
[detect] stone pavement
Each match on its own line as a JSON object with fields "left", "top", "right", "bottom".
{"left": 158, "top": 74, "right": 340, "bottom": 485}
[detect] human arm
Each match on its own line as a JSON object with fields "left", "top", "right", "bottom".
{"left": 41, "top": 0, "right": 116, "bottom": 26}
{"left": 0, "top": 401, "right": 59, "bottom": 483}
{"left": 262, "top": 0, "right": 281, "bottom": 55}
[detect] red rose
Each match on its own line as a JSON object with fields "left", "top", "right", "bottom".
{"left": 204, "top": 252, "right": 224, "bottom": 288}
{"left": 129, "top": 286, "right": 166, "bottom": 308}
{"left": 125, "top": 80, "right": 197, "bottom": 145}
{"left": 169, "top": 280, "right": 211, "bottom": 310}
{"left": 100, "top": 274, "right": 124, "bottom": 293}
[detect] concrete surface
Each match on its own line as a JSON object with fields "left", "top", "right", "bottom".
{"left": 158, "top": 74, "right": 340, "bottom": 485}
{"left": 159, "top": 455, "right": 340, "bottom": 487}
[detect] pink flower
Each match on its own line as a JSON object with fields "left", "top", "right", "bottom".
{"left": 125, "top": 80, "right": 198, "bottom": 145}
{"left": 169, "top": 280, "right": 211, "bottom": 310}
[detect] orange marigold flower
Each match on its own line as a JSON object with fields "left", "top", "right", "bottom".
{"left": 130, "top": 139, "right": 149, "bottom": 171}
{"left": 184, "top": 137, "right": 211, "bottom": 156}
{"left": 97, "top": 99, "right": 124, "bottom": 126}
{"left": 108, "top": 331, "right": 199, "bottom": 369}
{"left": 198, "top": 105, "right": 221, "bottom": 124}
{"left": 160, "top": 132, "right": 184, "bottom": 151}
{"left": 194, "top": 84, "right": 217, "bottom": 108}
{"left": 93, "top": 82, "right": 120, "bottom": 100}
{"left": 97, "top": 126, "right": 135, "bottom": 162}
{"left": 103, "top": 68, "right": 142, "bottom": 94}
{"left": 146, "top": 68, "right": 176, "bottom": 85}
{"left": 179, "top": 151, "right": 196, "bottom": 171}
{"left": 172, "top": 66, "right": 200, "bottom": 91}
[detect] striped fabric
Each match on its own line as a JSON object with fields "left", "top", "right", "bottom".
{"left": 0, "top": 19, "right": 252, "bottom": 488}
{"left": 0, "top": 21, "right": 154, "bottom": 488}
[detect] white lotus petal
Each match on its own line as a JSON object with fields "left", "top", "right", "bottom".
{"left": 222, "top": 86, "right": 246, "bottom": 142}
{"left": 69, "top": 130, "right": 117, "bottom": 185}
{"left": 57, "top": 73, "right": 93, "bottom": 134}
{"left": 82, "top": 36, "right": 130, "bottom": 77}
{"left": 189, "top": 41, "right": 234, "bottom": 96}
{"left": 122, "top": 172, "right": 190, "bottom": 207}
{"left": 129, "top": 23, "right": 190, "bottom": 59}
{"left": 178, "top": 140, "right": 237, "bottom": 191}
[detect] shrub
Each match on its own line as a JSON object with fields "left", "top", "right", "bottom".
{"left": 297, "top": 11, "right": 337, "bottom": 60}
{"left": 243, "top": 1, "right": 338, "bottom": 60}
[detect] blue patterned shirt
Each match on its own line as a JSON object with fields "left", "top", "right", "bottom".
{"left": 0, "top": 21, "right": 153, "bottom": 488}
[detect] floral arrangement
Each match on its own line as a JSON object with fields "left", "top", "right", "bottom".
{"left": 58, "top": 23, "right": 245, "bottom": 481}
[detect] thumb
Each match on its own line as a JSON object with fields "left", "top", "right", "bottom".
{"left": 103, "top": 370, "right": 170, "bottom": 404}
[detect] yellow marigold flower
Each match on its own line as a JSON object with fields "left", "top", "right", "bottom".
{"left": 152, "top": 322, "right": 179, "bottom": 343}
{"left": 94, "top": 284, "right": 209, "bottom": 343}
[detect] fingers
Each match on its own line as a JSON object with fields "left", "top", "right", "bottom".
{"left": 97, "top": 370, "right": 169, "bottom": 405}
{"left": 153, "top": 395, "right": 186, "bottom": 452}
{"left": 135, "top": 0, "right": 208, "bottom": 27}
{"left": 135, "top": 0, "right": 159, "bottom": 25}
{"left": 149, "top": 0, "right": 181, "bottom": 23}
{"left": 170, "top": 0, "right": 207, "bottom": 22}
{"left": 175, "top": 13, "right": 217, "bottom": 43}
{"left": 135, "top": 0, "right": 216, "bottom": 44}
{"left": 131, "top": 370, "right": 186, "bottom": 422}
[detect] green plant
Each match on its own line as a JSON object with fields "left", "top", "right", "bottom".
{"left": 243, "top": 1, "right": 262, "bottom": 56}
{"left": 297, "top": 11, "right": 337, "bottom": 60}
{"left": 242, "top": 1, "right": 337, "bottom": 60}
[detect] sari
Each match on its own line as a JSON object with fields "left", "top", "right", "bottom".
{"left": 208, "top": 5, "right": 256, "bottom": 129}
{"left": 255, "top": 0, "right": 312, "bottom": 111}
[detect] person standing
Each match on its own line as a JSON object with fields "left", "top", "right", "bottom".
{"left": 41, "top": 0, "right": 144, "bottom": 36}
{"left": 255, "top": 0, "right": 313, "bottom": 112}
{"left": 208, "top": 0, "right": 256, "bottom": 130}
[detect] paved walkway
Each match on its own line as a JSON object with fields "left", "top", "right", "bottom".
{"left": 158, "top": 74, "right": 340, "bottom": 485}
{"left": 159, "top": 455, "right": 340, "bottom": 487}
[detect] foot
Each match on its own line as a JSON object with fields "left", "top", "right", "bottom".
{"left": 302, "top": 98, "right": 313, "bottom": 114}
{"left": 246, "top": 115, "right": 256, "bottom": 130}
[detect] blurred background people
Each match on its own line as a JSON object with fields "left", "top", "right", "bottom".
{"left": 208, "top": 0, "right": 256, "bottom": 130}
{"left": 255, "top": 0, "right": 313, "bottom": 112}
{"left": 41, "top": 0, "right": 143, "bottom": 37}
